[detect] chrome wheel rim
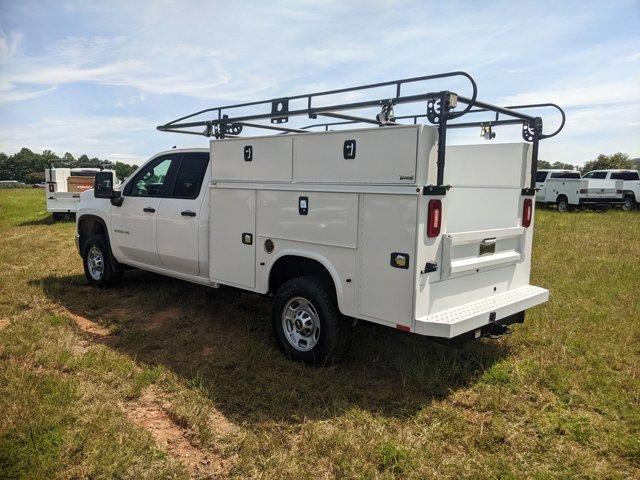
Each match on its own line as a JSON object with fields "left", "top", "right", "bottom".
{"left": 558, "top": 201, "right": 567, "bottom": 212}
{"left": 623, "top": 199, "right": 631, "bottom": 211}
{"left": 87, "top": 246, "right": 104, "bottom": 281}
{"left": 282, "top": 297, "right": 320, "bottom": 352}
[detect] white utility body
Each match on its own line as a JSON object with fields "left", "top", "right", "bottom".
{"left": 75, "top": 72, "right": 566, "bottom": 362}
{"left": 46, "top": 167, "right": 118, "bottom": 218}
{"left": 582, "top": 169, "right": 639, "bottom": 210}
{"left": 535, "top": 168, "right": 624, "bottom": 211}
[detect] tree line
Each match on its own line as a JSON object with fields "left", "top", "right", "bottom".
{"left": 0, "top": 148, "right": 138, "bottom": 183}
{"left": 0, "top": 147, "right": 637, "bottom": 185}
{"left": 538, "top": 152, "right": 638, "bottom": 174}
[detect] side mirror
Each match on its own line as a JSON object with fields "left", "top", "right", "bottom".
{"left": 94, "top": 171, "right": 114, "bottom": 198}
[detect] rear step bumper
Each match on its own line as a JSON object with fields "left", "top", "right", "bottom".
{"left": 414, "top": 285, "right": 548, "bottom": 338}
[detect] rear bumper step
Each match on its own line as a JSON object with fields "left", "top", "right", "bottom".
{"left": 414, "top": 285, "right": 548, "bottom": 338}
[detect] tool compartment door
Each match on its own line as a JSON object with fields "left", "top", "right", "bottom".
{"left": 358, "top": 194, "right": 417, "bottom": 327}
{"left": 293, "top": 125, "right": 420, "bottom": 184}
{"left": 209, "top": 188, "right": 256, "bottom": 288}
{"left": 211, "top": 136, "right": 292, "bottom": 182}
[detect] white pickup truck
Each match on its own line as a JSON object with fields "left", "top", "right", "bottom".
{"left": 46, "top": 167, "right": 118, "bottom": 219}
{"left": 75, "top": 73, "right": 566, "bottom": 363}
{"left": 582, "top": 169, "right": 640, "bottom": 211}
{"left": 535, "top": 168, "right": 624, "bottom": 211}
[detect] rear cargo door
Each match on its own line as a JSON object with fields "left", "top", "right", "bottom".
{"left": 425, "top": 143, "right": 532, "bottom": 313}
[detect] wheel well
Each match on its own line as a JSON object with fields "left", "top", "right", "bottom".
{"left": 556, "top": 194, "right": 568, "bottom": 202}
{"left": 269, "top": 256, "right": 336, "bottom": 297}
{"left": 78, "top": 216, "right": 107, "bottom": 253}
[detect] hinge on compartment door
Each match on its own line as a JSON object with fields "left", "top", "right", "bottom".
{"left": 421, "top": 261, "right": 438, "bottom": 274}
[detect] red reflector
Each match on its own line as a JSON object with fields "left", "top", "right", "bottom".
{"left": 396, "top": 324, "right": 410, "bottom": 332}
{"left": 522, "top": 198, "right": 533, "bottom": 228}
{"left": 427, "top": 199, "right": 442, "bottom": 237}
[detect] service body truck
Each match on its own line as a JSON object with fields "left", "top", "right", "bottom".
{"left": 76, "top": 73, "right": 566, "bottom": 363}
{"left": 46, "top": 167, "right": 118, "bottom": 219}
{"left": 582, "top": 169, "right": 640, "bottom": 210}
{"left": 535, "top": 168, "right": 624, "bottom": 211}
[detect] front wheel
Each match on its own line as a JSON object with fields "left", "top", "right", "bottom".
{"left": 82, "top": 235, "right": 122, "bottom": 287}
{"left": 272, "top": 276, "right": 351, "bottom": 365}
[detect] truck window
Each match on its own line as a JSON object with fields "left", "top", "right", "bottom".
{"left": 611, "top": 171, "right": 640, "bottom": 181}
{"left": 128, "top": 157, "right": 174, "bottom": 196}
{"left": 550, "top": 172, "right": 581, "bottom": 179}
{"left": 535, "top": 171, "right": 548, "bottom": 182}
{"left": 172, "top": 153, "right": 209, "bottom": 199}
{"left": 583, "top": 171, "right": 607, "bottom": 179}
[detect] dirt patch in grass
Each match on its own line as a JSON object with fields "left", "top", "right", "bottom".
{"left": 124, "top": 388, "right": 231, "bottom": 479}
{"left": 146, "top": 306, "right": 182, "bottom": 331}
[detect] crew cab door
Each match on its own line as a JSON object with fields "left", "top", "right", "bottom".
{"left": 535, "top": 171, "right": 548, "bottom": 201}
{"left": 156, "top": 152, "right": 209, "bottom": 276}
{"left": 111, "top": 154, "right": 178, "bottom": 267}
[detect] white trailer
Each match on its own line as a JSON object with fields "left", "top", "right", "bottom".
{"left": 46, "top": 167, "right": 118, "bottom": 219}
{"left": 76, "top": 72, "right": 567, "bottom": 363}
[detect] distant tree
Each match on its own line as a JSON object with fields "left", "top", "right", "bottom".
{"left": 25, "top": 171, "right": 45, "bottom": 183}
{"left": 62, "top": 152, "right": 76, "bottom": 165}
{"left": 581, "top": 152, "right": 635, "bottom": 175}
{"left": 537, "top": 160, "right": 552, "bottom": 169}
{"left": 115, "top": 161, "right": 138, "bottom": 181}
{"left": 78, "top": 154, "right": 90, "bottom": 164}
{"left": 551, "top": 161, "right": 577, "bottom": 170}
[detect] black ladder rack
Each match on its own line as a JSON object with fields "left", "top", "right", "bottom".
{"left": 156, "top": 71, "right": 565, "bottom": 189}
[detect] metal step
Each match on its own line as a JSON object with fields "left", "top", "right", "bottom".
{"left": 415, "top": 285, "right": 548, "bottom": 338}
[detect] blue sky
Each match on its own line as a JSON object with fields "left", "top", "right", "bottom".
{"left": 0, "top": 0, "right": 638, "bottom": 165}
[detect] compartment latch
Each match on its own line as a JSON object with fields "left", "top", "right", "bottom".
{"left": 421, "top": 261, "right": 438, "bottom": 274}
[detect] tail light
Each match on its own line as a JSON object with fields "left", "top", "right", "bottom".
{"left": 427, "top": 199, "right": 442, "bottom": 237}
{"left": 522, "top": 198, "right": 532, "bottom": 228}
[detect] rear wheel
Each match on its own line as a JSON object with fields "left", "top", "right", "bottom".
{"left": 272, "top": 276, "right": 351, "bottom": 365}
{"left": 556, "top": 196, "right": 569, "bottom": 212}
{"left": 82, "top": 235, "right": 121, "bottom": 287}
{"left": 622, "top": 195, "right": 634, "bottom": 211}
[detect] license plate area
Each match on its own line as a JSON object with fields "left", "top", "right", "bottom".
{"left": 479, "top": 238, "right": 496, "bottom": 256}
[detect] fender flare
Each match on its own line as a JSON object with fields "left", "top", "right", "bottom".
{"left": 266, "top": 249, "right": 347, "bottom": 314}
{"left": 77, "top": 214, "right": 123, "bottom": 270}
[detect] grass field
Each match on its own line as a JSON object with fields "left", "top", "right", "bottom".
{"left": 0, "top": 188, "right": 638, "bottom": 479}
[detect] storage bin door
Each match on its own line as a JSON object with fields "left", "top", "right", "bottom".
{"left": 210, "top": 188, "right": 256, "bottom": 288}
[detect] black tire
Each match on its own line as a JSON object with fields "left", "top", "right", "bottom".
{"left": 272, "top": 276, "right": 351, "bottom": 365}
{"left": 556, "top": 196, "right": 569, "bottom": 212}
{"left": 622, "top": 195, "right": 634, "bottom": 212}
{"left": 82, "top": 235, "right": 122, "bottom": 287}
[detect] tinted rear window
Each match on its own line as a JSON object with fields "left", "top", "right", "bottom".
{"left": 611, "top": 171, "right": 640, "bottom": 181}
{"left": 172, "top": 153, "right": 209, "bottom": 198}
{"left": 536, "top": 171, "right": 549, "bottom": 182}
{"left": 584, "top": 172, "right": 607, "bottom": 179}
{"left": 550, "top": 172, "right": 581, "bottom": 179}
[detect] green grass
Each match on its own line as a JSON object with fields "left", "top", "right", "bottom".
{"left": 0, "top": 188, "right": 639, "bottom": 479}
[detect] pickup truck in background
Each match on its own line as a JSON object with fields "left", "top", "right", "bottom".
{"left": 582, "top": 169, "right": 640, "bottom": 211}
{"left": 46, "top": 167, "right": 119, "bottom": 220}
{"left": 535, "top": 169, "right": 624, "bottom": 211}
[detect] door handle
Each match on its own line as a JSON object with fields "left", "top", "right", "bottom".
{"left": 181, "top": 210, "right": 196, "bottom": 217}
{"left": 143, "top": 207, "right": 155, "bottom": 213}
